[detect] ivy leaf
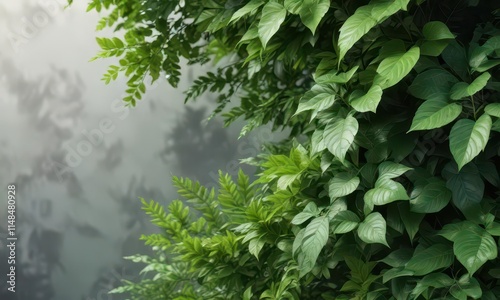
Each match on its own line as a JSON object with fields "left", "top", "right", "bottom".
{"left": 422, "top": 21, "right": 455, "bottom": 40}
{"left": 328, "top": 172, "right": 360, "bottom": 199}
{"left": 484, "top": 103, "right": 500, "bottom": 118}
{"left": 350, "top": 85, "right": 383, "bottom": 113}
{"left": 373, "top": 46, "right": 420, "bottom": 89}
{"left": 450, "top": 72, "right": 491, "bottom": 100}
{"left": 357, "top": 212, "right": 388, "bottom": 247}
{"left": 258, "top": 2, "right": 287, "bottom": 48}
{"left": 299, "top": 216, "right": 329, "bottom": 276}
{"left": 405, "top": 244, "right": 454, "bottom": 276}
{"left": 365, "top": 178, "right": 409, "bottom": 206}
{"left": 331, "top": 210, "right": 360, "bottom": 234}
{"left": 453, "top": 226, "right": 497, "bottom": 275}
{"left": 445, "top": 164, "right": 484, "bottom": 216}
{"left": 449, "top": 114, "right": 492, "bottom": 170}
{"left": 323, "top": 115, "right": 359, "bottom": 162}
{"left": 297, "top": 0, "right": 331, "bottom": 34}
{"left": 337, "top": 0, "right": 409, "bottom": 62}
{"left": 409, "top": 97, "right": 462, "bottom": 132}
{"left": 410, "top": 178, "right": 451, "bottom": 213}
{"left": 408, "top": 69, "right": 458, "bottom": 100}
{"left": 230, "top": 0, "right": 265, "bottom": 24}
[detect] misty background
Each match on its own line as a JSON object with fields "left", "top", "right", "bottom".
{"left": 0, "top": 1, "right": 283, "bottom": 299}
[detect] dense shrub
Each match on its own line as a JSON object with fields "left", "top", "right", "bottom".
{"left": 80, "top": 0, "right": 500, "bottom": 298}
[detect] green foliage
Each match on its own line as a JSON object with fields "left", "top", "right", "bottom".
{"left": 81, "top": 0, "right": 500, "bottom": 298}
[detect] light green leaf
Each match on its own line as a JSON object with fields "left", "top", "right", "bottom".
{"left": 284, "top": 0, "right": 302, "bottom": 14}
{"left": 454, "top": 226, "right": 497, "bottom": 275}
{"left": 422, "top": 21, "right": 455, "bottom": 40}
{"left": 323, "top": 115, "right": 359, "bottom": 162}
{"left": 485, "top": 103, "right": 500, "bottom": 118}
{"left": 450, "top": 72, "right": 491, "bottom": 100}
{"left": 420, "top": 39, "right": 452, "bottom": 57}
{"left": 410, "top": 178, "right": 451, "bottom": 213}
{"left": 328, "top": 172, "right": 360, "bottom": 199}
{"left": 299, "top": 216, "right": 329, "bottom": 276}
{"left": 230, "top": 0, "right": 265, "bottom": 23}
{"left": 315, "top": 66, "right": 359, "bottom": 84}
{"left": 439, "top": 221, "right": 477, "bottom": 242}
{"left": 332, "top": 210, "right": 360, "bottom": 234}
{"left": 337, "top": 0, "right": 409, "bottom": 62}
{"left": 295, "top": 85, "right": 336, "bottom": 118}
{"left": 311, "top": 129, "right": 327, "bottom": 155}
{"left": 350, "top": 85, "right": 383, "bottom": 113}
{"left": 405, "top": 244, "right": 454, "bottom": 276}
{"left": 297, "top": 0, "right": 331, "bottom": 34}
{"left": 292, "top": 202, "right": 319, "bottom": 225}
{"left": 258, "top": 2, "right": 287, "bottom": 48}
{"left": 357, "top": 212, "right": 388, "bottom": 246}
{"left": 378, "top": 161, "right": 412, "bottom": 180}
{"left": 365, "top": 178, "right": 409, "bottom": 206}
{"left": 409, "top": 97, "right": 462, "bottom": 131}
{"left": 374, "top": 46, "right": 420, "bottom": 89}
{"left": 450, "top": 114, "right": 492, "bottom": 170}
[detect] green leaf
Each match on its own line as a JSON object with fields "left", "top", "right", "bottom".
{"left": 422, "top": 21, "right": 455, "bottom": 40}
{"left": 357, "top": 212, "right": 388, "bottom": 247}
{"left": 409, "top": 97, "right": 462, "bottom": 131}
{"left": 299, "top": 216, "right": 329, "bottom": 276}
{"left": 297, "top": 0, "right": 331, "bottom": 34}
{"left": 378, "top": 161, "right": 412, "bottom": 180}
{"left": 350, "top": 85, "right": 383, "bottom": 113}
{"left": 398, "top": 202, "right": 424, "bottom": 241}
{"left": 373, "top": 46, "right": 420, "bottom": 89}
{"left": 405, "top": 243, "right": 454, "bottom": 276}
{"left": 295, "top": 84, "right": 336, "bottom": 118}
{"left": 380, "top": 248, "right": 413, "bottom": 267}
{"left": 258, "top": 2, "right": 287, "bottom": 48}
{"left": 453, "top": 226, "right": 497, "bottom": 275}
{"left": 230, "top": 0, "right": 265, "bottom": 23}
{"left": 332, "top": 211, "right": 360, "bottom": 234}
{"left": 449, "top": 114, "right": 492, "bottom": 170}
{"left": 323, "top": 115, "right": 359, "bottom": 162}
{"left": 328, "top": 172, "right": 360, "bottom": 199}
{"left": 337, "top": 0, "right": 409, "bottom": 62}
{"left": 408, "top": 69, "right": 458, "bottom": 100}
{"left": 365, "top": 178, "right": 409, "bottom": 206}
{"left": 484, "top": 103, "right": 500, "bottom": 118}
{"left": 315, "top": 66, "right": 359, "bottom": 84}
{"left": 450, "top": 275, "right": 482, "bottom": 299}
{"left": 445, "top": 164, "right": 484, "bottom": 215}
{"left": 410, "top": 178, "right": 451, "bottom": 213}
{"left": 412, "top": 273, "right": 454, "bottom": 298}
{"left": 450, "top": 72, "right": 491, "bottom": 100}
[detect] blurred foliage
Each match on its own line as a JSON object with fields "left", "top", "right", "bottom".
{"left": 79, "top": 0, "right": 500, "bottom": 298}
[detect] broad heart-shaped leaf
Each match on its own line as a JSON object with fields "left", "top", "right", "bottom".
{"left": 450, "top": 72, "right": 491, "bottom": 100}
{"left": 422, "top": 21, "right": 455, "bottom": 40}
{"left": 328, "top": 172, "right": 360, "bottom": 199}
{"left": 297, "top": 0, "right": 331, "bottom": 34}
{"left": 365, "top": 178, "right": 409, "bottom": 206}
{"left": 331, "top": 210, "right": 360, "bottom": 234}
{"left": 405, "top": 243, "right": 454, "bottom": 276}
{"left": 409, "top": 97, "right": 462, "bottom": 132}
{"left": 230, "top": 0, "right": 265, "bottom": 23}
{"left": 453, "top": 226, "right": 497, "bottom": 275}
{"left": 373, "top": 46, "right": 420, "bottom": 89}
{"left": 323, "top": 115, "right": 359, "bottom": 162}
{"left": 450, "top": 114, "right": 492, "bottom": 170}
{"left": 357, "top": 212, "right": 388, "bottom": 247}
{"left": 410, "top": 178, "right": 451, "bottom": 213}
{"left": 258, "top": 2, "right": 286, "bottom": 48}
{"left": 445, "top": 163, "right": 484, "bottom": 216}
{"left": 350, "top": 85, "right": 383, "bottom": 113}
{"left": 298, "top": 216, "right": 329, "bottom": 276}
{"left": 408, "top": 69, "right": 458, "bottom": 100}
{"left": 337, "top": 0, "right": 409, "bottom": 62}
{"left": 485, "top": 103, "right": 500, "bottom": 118}
{"left": 295, "top": 84, "right": 336, "bottom": 118}
{"left": 378, "top": 161, "right": 412, "bottom": 180}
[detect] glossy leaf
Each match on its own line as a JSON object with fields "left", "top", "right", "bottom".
{"left": 409, "top": 97, "right": 462, "bottom": 131}
{"left": 328, "top": 172, "right": 360, "bottom": 198}
{"left": 454, "top": 226, "right": 497, "bottom": 275}
{"left": 323, "top": 115, "right": 359, "bottom": 162}
{"left": 357, "top": 212, "right": 388, "bottom": 246}
{"left": 258, "top": 2, "right": 287, "bottom": 48}
{"left": 449, "top": 114, "right": 492, "bottom": 170}
{"left": 373, "top": 46, "right": 420, "bottom": 89}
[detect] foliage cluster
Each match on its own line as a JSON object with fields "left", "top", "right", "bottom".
{"left": 81, "top": 0, "right": 500, "bottom": 298}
